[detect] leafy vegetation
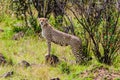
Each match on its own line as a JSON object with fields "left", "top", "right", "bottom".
{"left": 70, "top": 0, "right": 120, "bottom": 65}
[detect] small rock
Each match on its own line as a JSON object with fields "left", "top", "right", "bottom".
{"left": 2, "top": 71, "right": 14, "bottom": 78}
{"left": 45, "top": 54, "right": 59, "bottom": 66}
{"left": 0, "top": 29, "right": 4, "bottom": 32}
{"left": 50, "top": 77, "right": 60, "bottom": 80}
{"left": 19, "top": 60, "right": 30, "bottom": 68}
{"left": 0, "top": 53, "right": 6, "bottom": 65}
{"left": 12, "top": 31, "right": 24, "bottom": 40}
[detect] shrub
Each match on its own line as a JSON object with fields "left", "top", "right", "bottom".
{"left": 69, "top": 0, "right": 120, "bottom": 65}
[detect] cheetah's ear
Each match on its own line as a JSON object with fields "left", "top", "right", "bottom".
{"left": 45, "top": 18, "right": 48, "bottom": 22}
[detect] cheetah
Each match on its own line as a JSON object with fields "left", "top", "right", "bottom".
{"left": 38, "top": 18, "right": 86, "bottom": 64}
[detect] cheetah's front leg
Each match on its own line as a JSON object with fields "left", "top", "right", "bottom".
{"left": 47, "top": 40, "right": 51, "bottom": 55}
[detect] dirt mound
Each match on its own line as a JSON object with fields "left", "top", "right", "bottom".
{"left": 80, "top": 66, "right": 120, "bottom": 80}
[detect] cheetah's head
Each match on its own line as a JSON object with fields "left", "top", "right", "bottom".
{"left": 38, "top": 18, "right": 48, "bottom": 27}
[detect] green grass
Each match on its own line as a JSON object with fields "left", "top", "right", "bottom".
{"left": 0, "top": 28, "right": 120, "bottom": 80}
{"left": 0, "top": 16, "right": 120, "bottom": 80}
